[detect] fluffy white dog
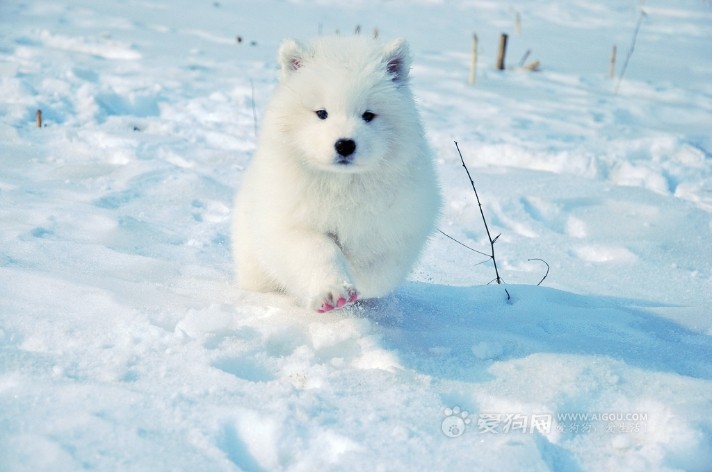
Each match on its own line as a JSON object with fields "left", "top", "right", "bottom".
{"left": 232, "top": 35, "right": 441, "bottom": 312}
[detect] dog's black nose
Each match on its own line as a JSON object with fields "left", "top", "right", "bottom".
{"left": 335, "top": 139, "right": 356, "bottom": 157}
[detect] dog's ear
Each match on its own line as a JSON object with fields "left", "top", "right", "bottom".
{"left": 383, "top": 38, "right": 411, "bottom": 83}
{"left": 278, "top": 39, "right": 307, "bottom": 79}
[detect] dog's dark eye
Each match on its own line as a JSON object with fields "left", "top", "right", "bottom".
{"left": 362, "top": 111, "right": 376, "bottom": 123}
{"left": 315, "top": 109, "right": 328, "bottom": 120}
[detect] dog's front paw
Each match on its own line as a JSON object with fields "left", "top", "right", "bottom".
{"left": 312, "top": 284, "right": 359, "bottom": 313}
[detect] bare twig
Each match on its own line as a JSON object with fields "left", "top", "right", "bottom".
{"left": 528, "top": 258, "right": 550, "bottom": 286}
{"left": 437, "top": 229, "right": 491, "bottom": 262}
{"left": 616, "top": 10, "right": 647, "bottom": 93}
{"left": 442, "top": 142, "right": 550, "bottom": 298}
{"left": 454, "top": 141, "right": 504, "bottom": 285}
{"left": 518, "top": 49, "right": 531, "bottom": 67}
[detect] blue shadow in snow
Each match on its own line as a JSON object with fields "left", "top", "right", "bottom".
{"left": 360, "top": 282, "right": 712, "bottom": 381}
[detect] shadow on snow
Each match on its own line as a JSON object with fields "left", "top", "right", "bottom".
{"left": 359, "top": 282, "right": 712, "bottom": 381}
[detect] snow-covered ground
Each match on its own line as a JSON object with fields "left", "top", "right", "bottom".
{"left": 1, "top": 0, "right": 711, "bottom": 470}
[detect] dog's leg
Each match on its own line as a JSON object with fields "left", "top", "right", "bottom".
{"left": 259, "top": 229, "right": 359, "bottom": 312}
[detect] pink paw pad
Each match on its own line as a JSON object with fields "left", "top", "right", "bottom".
{"left": 316, "top": 291, "right": 359, "bottom": 313}
{"left": 316, "top": 303, "right": 334, "bottom": 313}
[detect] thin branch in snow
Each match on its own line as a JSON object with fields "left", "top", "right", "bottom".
{"left": 528, "top": 258, "right": 550, "bottom": 286}
{"left": 454, "top": 141, "right": 504, "bottom": 286}
{"left": 437, "top": 229, "right": 491, "bottom": 260}
{"left": 616, "top": 10, "right": 647, "bottom": 94}
{"left": 442, "top": 143, "right": 550, "bottom": 298}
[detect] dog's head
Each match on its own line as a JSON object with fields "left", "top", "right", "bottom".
{"left": 271, "top": 36, "right": 418, "bottom": 174}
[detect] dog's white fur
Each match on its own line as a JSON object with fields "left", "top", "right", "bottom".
{"left": 232, "top": 36, "right": 441, "bottom": 311}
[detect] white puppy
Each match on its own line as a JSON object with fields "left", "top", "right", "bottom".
{"left": 232, "top": 35, "right": 441, "bottom": 312}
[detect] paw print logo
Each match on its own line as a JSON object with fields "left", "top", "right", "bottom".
{"left": 441, "top": 406, "right": 471, "bottom": 438}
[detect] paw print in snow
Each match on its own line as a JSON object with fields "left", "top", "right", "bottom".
{"left": 441, "top": 406, "right": 471, "bottom": 438}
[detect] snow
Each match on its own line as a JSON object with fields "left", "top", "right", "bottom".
{"left": 1, "top": 0, "right": 711, "bottom": 470}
